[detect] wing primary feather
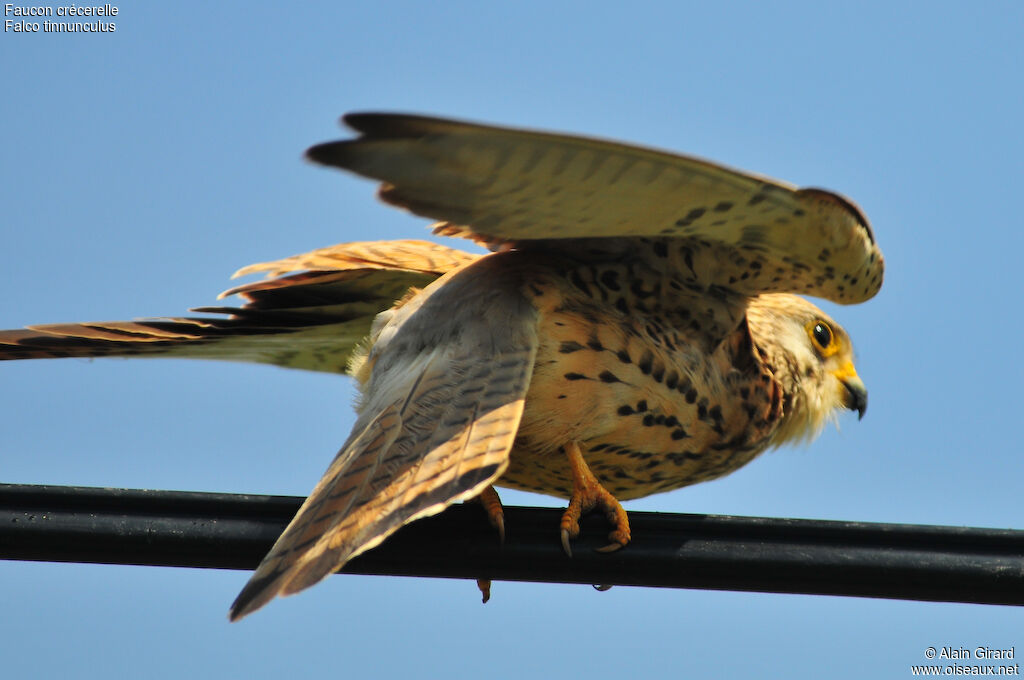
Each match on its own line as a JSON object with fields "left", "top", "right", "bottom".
{"left": 307, "top": 113, "right": 883, "bottom": 304}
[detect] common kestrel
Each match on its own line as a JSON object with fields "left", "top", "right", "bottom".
{"left": 0, "top": 114, "right": 882, "bottom": 620}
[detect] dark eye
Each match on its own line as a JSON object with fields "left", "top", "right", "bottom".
{"left": 811, "top": 321, "right": 833, "bottom": 350}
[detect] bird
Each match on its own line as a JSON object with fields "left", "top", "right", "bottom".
{"left": 0, "top": 113, "right": 882, "bottom": 620}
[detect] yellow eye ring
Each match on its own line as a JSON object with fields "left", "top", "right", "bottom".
{"left": 807, "top": 320, "right": 838, "bottom": 356}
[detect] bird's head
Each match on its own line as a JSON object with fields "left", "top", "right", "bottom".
{"left": 746, "top": 294, "right": 869, "bottom": 447}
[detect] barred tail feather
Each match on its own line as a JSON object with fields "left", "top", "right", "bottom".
{"left": 0, "top": 240, "right": 478, "bottom": 374}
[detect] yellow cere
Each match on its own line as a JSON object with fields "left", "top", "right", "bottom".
{"left": 831, "top": 360, "right": 859, "bottom": 381}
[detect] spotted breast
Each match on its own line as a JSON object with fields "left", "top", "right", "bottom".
{"left": 499, "top": 243, "right": 784, "bottom": 501}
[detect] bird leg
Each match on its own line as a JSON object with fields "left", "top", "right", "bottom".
{"left": 475, "top": 579, "right": 492, "bottom": 604}
{"left": 559, "top": 441, "right": 631, "bottom": 557}
{"left": 469, "top": 485, "right": 505, "bottom": 604}
{"left": 475, "top": 484, "right": 505, "bottom": 544}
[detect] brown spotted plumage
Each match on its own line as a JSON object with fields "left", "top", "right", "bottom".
{"left": 0, "top": 113, "right": 881, "bottom": 620}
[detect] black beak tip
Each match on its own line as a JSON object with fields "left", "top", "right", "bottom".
{"left": 843, "top": 381, "right": 868, "bottom": 421}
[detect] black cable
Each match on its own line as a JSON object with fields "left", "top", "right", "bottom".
{"left": 1, "top": 483, "right": 1022, "bottom": 605}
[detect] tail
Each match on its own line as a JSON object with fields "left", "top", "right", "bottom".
{"left": 0, "top": 240, "right": 479, "bottom": 374}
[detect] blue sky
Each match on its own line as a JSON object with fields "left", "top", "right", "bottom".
{"left": 1, "top": 2, "right": 1021, "bottom": 677}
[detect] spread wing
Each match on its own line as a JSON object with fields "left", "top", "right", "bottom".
{"left": 229, "top": 253, "right": 537, "bottom": 620}
{"left": 307, "top": 113, "right": 883, "bottom": 304}
{"left": 0, "top": 240, "right": 477, "bottom": 372}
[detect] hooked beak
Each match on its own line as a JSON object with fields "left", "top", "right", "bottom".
{"left": 840, "top": 373, "right": 868, "bottom": 420}
{"left": 832, "top": 361, "right": 868, "bottom": 420}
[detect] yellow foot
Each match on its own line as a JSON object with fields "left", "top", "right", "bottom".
{"left": 476, "top": 485, "right": 505, "bottom": 544}
{"left": 558, "top": 441, "right": 631, "bottom": 557}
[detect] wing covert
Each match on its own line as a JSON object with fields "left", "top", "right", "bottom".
{"left": 307, "top": 113, "right": 883, "bottom": 304}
